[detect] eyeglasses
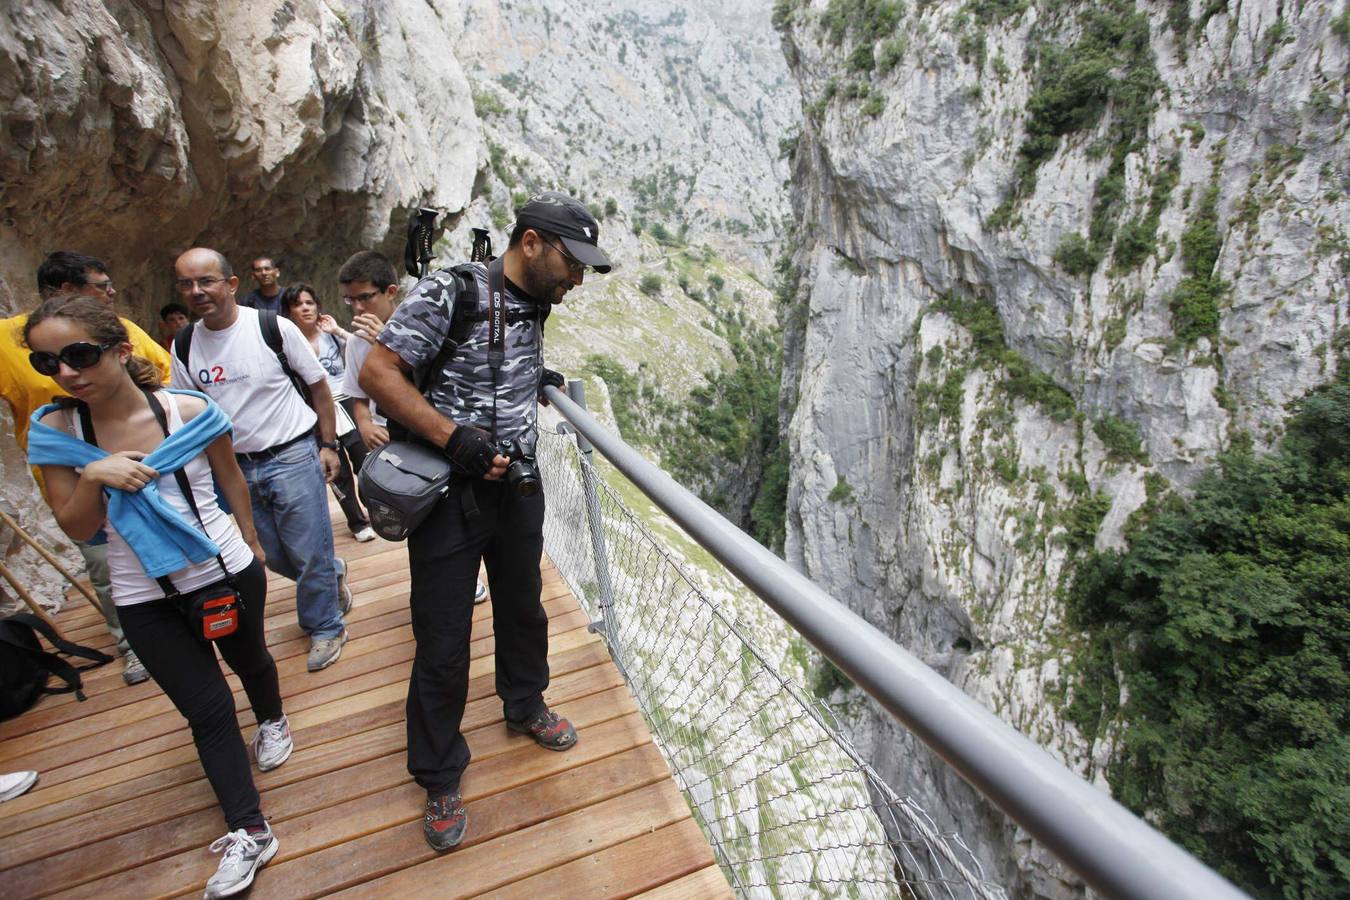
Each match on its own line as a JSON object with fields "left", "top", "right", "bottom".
{"left": 175, "top": 276, "right": 227, "bottom": 293}
{"left": 83, "top": 278, "right": 114, "bottom": 294}
{"left": 342, "top": 290, "right": 380, "bottom": 307}
{"left": 542, "top": 238, "right": 586, "bottom": 276}
{"left": 29, "top": 341, "right": 118, "bottom": 377}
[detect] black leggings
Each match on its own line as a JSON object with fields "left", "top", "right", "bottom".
{"left": 333, "top": 397, "right": 370, "bottom": 532}
{"left": 117, "top": 558, "right": 279, "bottom": 831}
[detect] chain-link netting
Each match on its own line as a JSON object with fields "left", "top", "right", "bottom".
{"left": 537, "top": 427, "right": 1006, "bottom": 899}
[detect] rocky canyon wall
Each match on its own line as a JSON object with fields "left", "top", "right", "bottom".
{"left": 0, "top": 0, "right": 478, "bottom": 606}
{"left": 776, "top": 0, "right": 1347, "bottom": 894}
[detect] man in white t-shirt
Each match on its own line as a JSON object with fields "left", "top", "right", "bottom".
{"left": 168, "top": 248, "right": 351, "bottom": 671}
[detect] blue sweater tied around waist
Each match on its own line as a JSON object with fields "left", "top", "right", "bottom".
{"left": 27, "top": 390, "right": 234, "bottom": 579}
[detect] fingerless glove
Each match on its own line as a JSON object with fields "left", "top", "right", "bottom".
{"left": 443, "top": 424, "right": 497, "bottom": 477}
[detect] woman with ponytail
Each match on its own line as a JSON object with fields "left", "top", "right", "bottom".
{"left": 24, "top": 295, "right": 287, "bottom": 899}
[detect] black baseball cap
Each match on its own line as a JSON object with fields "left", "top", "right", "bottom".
{"left": 514, "top": 191, "right": 613, "bottom": 273}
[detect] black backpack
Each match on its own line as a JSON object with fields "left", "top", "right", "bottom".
{"left": 0, "top": 613, "right": 113, "bottom": 721}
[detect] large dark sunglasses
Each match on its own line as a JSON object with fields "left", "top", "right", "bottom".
{"left": 29, "top": 341, "right": 119, "bottom": 376}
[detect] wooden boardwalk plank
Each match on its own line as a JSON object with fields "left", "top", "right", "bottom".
{"left": 0, "top": 525, "right": 726, "bottom": 899}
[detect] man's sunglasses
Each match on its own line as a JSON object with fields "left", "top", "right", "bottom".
{"left": 542, "top": 237, "right": 587, "bottom": 275}
{"left": 29, "top": 341, "right": 118, "bottom": 376}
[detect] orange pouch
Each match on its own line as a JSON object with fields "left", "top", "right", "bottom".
{"left": 181, "top": 586, "right": 243, "bottom": 641}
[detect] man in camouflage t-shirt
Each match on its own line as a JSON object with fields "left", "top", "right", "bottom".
{"left": 360, "top": 192, "right": 613, "bottom": 851}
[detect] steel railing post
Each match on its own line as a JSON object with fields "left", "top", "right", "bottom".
{"left": 565, "top": 380, "right": 624, "bottom": 663}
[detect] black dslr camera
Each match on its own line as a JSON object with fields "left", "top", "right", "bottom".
{"left": 498, "top": 438, "right": 540, "bottom": 497}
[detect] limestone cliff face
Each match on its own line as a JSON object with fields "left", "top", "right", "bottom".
{"left": 0, "top": 0, "right": 477, "bottom": 605}
{"left": 777, "top": 0, "right": 1347, "bottom": 894}
{"left": 456, "top": 0, "right": 797, "bottom": 274}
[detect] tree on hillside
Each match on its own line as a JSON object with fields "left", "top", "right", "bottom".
{"left": 1068, "top": 375, "right": 1350, "bottom": 898}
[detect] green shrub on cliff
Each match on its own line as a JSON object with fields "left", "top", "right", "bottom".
{"left": 1067, "top": 376, "right": 1350, "bottom": 897}
{"left": 1168, "top": 183, "right": 1226, "bottom": 345}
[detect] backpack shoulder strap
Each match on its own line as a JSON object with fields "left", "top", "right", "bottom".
{"left": 413, "top": 265, "right": 480, "bottom": 394}
{"left": 173, "top": 323, "right": 194, "bottom": 370}
{"left": 258, "top": 310, "right": 312, "bottom": 405}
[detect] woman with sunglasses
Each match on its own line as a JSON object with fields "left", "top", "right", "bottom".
{"left": 24, "top": 295, "right": 288, "bottom": 899}
{"left": 278, "top": 283, "right": 374, "bottom": 542}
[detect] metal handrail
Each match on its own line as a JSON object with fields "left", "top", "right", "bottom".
{"left": 542, "top": 383, "right": 1249, "bottom": 900}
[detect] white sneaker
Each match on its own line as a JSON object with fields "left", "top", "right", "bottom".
{"left": 0, "top": 771, "right": 38, "bottom": 802}
{"left": 352, "top": 526, "right": 376, "bottom": 543}
{"left": 251, "top": 715, "right": 293, "bottom": 772}
{"left": 474, "top": 580, "right": 488, "bottom": 604}
{"left": 203, "top": 825, "right": 279, "bottom": 898}
{"left": 122, "top": 649, "right": 149, "bottom": 685}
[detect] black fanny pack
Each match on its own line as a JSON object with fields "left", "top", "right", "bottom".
{"left": 173, "top": 579, "right": 243, "bottom": 642}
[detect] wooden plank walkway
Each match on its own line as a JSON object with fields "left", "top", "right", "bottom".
{"left": 0, "top": 512, "right": 729, "bottom": 899}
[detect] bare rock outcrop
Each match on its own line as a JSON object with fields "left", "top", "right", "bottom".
{"left": 776, "top": 0, "right": 1347, "bottom": 894}
{"left": 0, "top": 0, "right": 479, "bottom": 605}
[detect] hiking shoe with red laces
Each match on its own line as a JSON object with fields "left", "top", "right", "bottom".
{"left": 423, "top": 791, "right": 467, "bottom": 851}
{"left": 506, "top": 707, "right": 578, "bottom": 751}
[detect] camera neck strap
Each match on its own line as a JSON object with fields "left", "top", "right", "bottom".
{"left": 486, "top": 257, "right": 506, "bottom": 444}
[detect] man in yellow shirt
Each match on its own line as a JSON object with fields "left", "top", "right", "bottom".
{"left": 0, "top": 251, "right": 173, "bottom": 685}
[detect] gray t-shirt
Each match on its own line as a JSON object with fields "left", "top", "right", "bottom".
{"left": 377, "top": 264, "right": 546, "bottom": 454}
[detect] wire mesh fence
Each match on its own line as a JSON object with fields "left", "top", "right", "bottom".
{"left": 537, "top": 426, "right": 1006, "bottom": 899}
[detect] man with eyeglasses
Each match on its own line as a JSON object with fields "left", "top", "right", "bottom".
{"left": 0, "top": 250, "right": 172, "bottom": 686}
{"left": 360, "top": 191, "right": 613, "bottom": 852}
{"left": 168, "top": 248, "right": 352, "bottom": 673}
{"left": 240, "top": 257, "right": 283, "bottom": 313}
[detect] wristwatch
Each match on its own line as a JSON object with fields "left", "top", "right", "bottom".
{"left": 319, "top": 440, "right": 339, "bottom": 450}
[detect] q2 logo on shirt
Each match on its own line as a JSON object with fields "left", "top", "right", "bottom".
{"left": 198, "top": 365, "right": 226, "bottom": 385}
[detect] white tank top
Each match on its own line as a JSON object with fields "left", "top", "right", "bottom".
{"left": 68, "top": 391, "right": 255, "bottom": 606}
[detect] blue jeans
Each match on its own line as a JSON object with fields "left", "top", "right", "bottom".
{"left": 236, "top": 438, "right": 345, "bottom": 640}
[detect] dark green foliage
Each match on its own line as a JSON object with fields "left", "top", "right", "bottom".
{"left": 662, "top": 319, "right": 789, "bottom": 553}
{"left": 812, "top": 658, "right": 856, "bottom": 698}
{"left": 1169, "top": 183, "right": 1226, "bottom": 345}
{"left": 1054, "top": 233, "right": 1102, "bottom": 275}
{"left": 848, "top": 43, "right": 875, "bottom": 71}
{"left": 822, "top": 0, "right": 906, "bottom": 46}
{"left": 1181, "top": 185, "right": 1221, "bottom": 274}
{"left": 1093, "top": 414, "right": 1147, "bottom": 463}
{"left": 1334, "top": 8, "right": 1350, "bottom": 42}
{"left": 1168, "top": 277, "right": 1222, "bottom": 344}
{"left": 861, "top": 94, "right": 886, "bottom": 117}
{"left": 877, "top": 36, "right": 908, "bottom": 73}
{"left": 582, "top": 355, "right": 644, "bottom": 440}
{"left": 1112, "top": 154, "right": 1180, "bottom": 270}
{"left": 827, "top": 476, "right": 855, "bottom": 503}
{"left": 1067, "top": 376, "right": 1350, "bottom": 897}
{"left": 968, "top": 0, "right": 1028, "bottom": 24}
{"left": 1165, "top": 0, "right": 1191, "bottom": 45}
{"left": 1060, "top": 491, "right": 1111, "bottom": 552}
{"left": 639, "top": 274, "right": 664, "bottom": 297}
{"left": 958, "top": 30, "right": 987, "bottom": 67}
{"left": 751, "top": 443, "right": 790, "bottom": 553}
{"left": 1003, "top": 3, "right": 1161, "bottom": 243}
{"left": 930, "top": 293, "right": 1077, "bottom": 421}
{"left": 648, "top": 222, "right": 680, "bottom": 246}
